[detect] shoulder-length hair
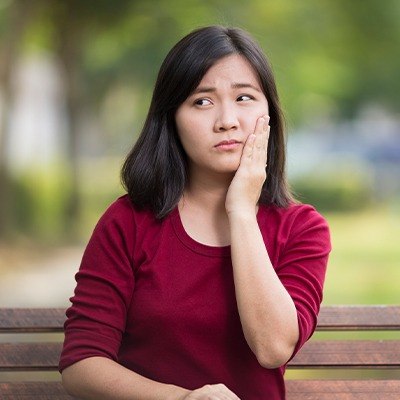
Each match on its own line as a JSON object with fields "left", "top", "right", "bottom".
{"left": 121, "top": 25, "right": 295, "bottom": 218}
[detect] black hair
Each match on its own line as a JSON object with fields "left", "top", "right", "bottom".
{"left": 121, "top": 25, "right": 295, "bottom": 218}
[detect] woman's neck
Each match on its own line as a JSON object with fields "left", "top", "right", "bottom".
{"left": 182, "top": 171, "right": 233, "bottom": 215}
{"left": 178, "top": 174, "right": 233, "bottom": 247}
{"left": 177, "top": 169, "right": 261, "bottom": 247}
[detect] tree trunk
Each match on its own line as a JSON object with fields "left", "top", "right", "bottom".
{"left": 53, "top": 2, "right": 86, "bottom": 236}
{"left": 0, "top": 0, "right": 37, "bottom": 238}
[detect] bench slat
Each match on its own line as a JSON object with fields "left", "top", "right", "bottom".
{"left": 286, "top": 380, "right": 400, "bottom": 400}
{"left": 317, "top": 305, "right": 400, "bottom": 330}
{"left": 0, "top": 308, "right": 65, "bottom": 333}
{"left": 289, "top": 340, "right": 400, "bottom": 368}
{"left": 1, "top": 306, "right": 400, "bottom": 332}
{"left": 0, "top": 382, "right": 74, "bottom": 399}
{"left": 0, "top": 380, "right": 399, "bottom": 400}
{"left": 1, "top": 340, "right": 399, "bottom": 371}
{"left": 0, "top": 343, "right": 62, "bottom": 371}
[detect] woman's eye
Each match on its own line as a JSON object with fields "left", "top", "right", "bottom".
{"left": 194, "top": 98, "right": 212, "bottom": 106}
{"left": 237, "top": 95, "right": 253, "bottom": 102}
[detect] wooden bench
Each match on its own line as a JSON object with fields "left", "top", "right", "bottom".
{"left": 1, "top": 305, "right": 399, "bottom": 399}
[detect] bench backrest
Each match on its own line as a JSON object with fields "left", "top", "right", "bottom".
{"left": 1, "top": 306, "right": 399, "bottom": 399}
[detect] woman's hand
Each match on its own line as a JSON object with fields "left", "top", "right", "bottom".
{"left": 225, "top": 115, "right": 270, "bottom": 216}
{"left": 180, "top": 384, "right": 241, "bottom": 400}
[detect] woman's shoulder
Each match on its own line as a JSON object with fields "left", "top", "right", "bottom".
{"left": 259, "top": 202, "right": 331, "bottom": 253}
{"left": 259, "top": 201, "right": 330, "bottom": 232}
{"left": 95, "top": 194, "right": 158, "bottom": 230}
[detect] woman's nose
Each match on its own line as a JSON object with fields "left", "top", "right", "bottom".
{"left": 214, "top": 105, "right": 239, "bottom": 132}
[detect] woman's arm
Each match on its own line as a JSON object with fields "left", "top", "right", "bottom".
{"left": 226, "top": 116, "right": 299, "bottom": 368}
{"left": 62, "top": 357, "right": 187, "bottom": 400}
{"left": 62, "top": 357, "right": 241, "bottom": 400}
{"left": 228, "top": 212, "right": 299, "bottom": 368}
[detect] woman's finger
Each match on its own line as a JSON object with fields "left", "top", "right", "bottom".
{"left": 185, "top": 383, "right": 241, "bottom": 400}
{"left": 253, "top": 116, "right": 266, "bottom": 151}
{"left": 264, "top": 123, "right": 270, "bottom": 165}
{"left": 242, "top": 133, "right": 256, "bottom": 160}
{"left": 253, "top": 116, "right": 269, "bottom": 165}
{"left": 215, "top": 383, "right": 241, "bottom": 400}
{"left": 240, "top": 115, "right": 269, "bottom": 166}
{"left": 263, "top": 116, "right": 270, "bottom": 150}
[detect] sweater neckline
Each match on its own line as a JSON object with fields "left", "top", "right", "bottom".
{"left": 170, "top": 207, "right": 231, "bottom": 258}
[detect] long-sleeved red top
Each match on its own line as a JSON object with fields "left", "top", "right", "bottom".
{"left": 59, "top": 195, "right": 331, "bottom": 399}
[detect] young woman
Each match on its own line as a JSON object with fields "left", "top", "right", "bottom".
{"left": 59, "top": 25, "right": 331, "bottom": 400}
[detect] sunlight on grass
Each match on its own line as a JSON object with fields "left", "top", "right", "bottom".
{"left": 322, "top": 204, "right": 400, "bottom": 305}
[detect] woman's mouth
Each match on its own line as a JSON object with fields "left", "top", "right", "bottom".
{"left": 214, "top": 139, "right": 242, "bottom": 150}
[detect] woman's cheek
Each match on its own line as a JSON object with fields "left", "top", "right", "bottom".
{"left": 245, "top": 112, "right": 263, "bottom": 134}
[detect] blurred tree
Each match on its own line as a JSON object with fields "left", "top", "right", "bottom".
{"left": 0, "top": 0, "right": 399, "bottom": 240}
{"left": 333, "top": 0, "right": 400, "bottom": 115}
{"left": 0, "top": 0, "right": 133, "bottom": 238}
{"left": 45, "top": 0, "right": 132, "bottom": 233}
{"left": 0, "top": 0, "right": 39, "bottom": 237}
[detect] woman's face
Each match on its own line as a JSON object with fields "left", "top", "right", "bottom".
{"left": 175, "top": 54, "right": 269, "bottom": 179}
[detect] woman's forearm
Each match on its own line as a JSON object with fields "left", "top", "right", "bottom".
{"left": 62, "top": 356, "right": 189, "bottom": 400}
{"left": 229, "top": 211, "right": 299, "bottom": 369}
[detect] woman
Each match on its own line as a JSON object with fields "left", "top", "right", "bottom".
{"left": 60, "top": 25, "right": 331, "bottom": 400}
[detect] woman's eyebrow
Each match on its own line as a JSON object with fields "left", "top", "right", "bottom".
{"left": 231, "top": 82, "right": 262, "bottom": 92}
{"left": 193, "top": 82, "right": 261, "bottom": 95}
{"left": 192, "top": 86, "right": 216, "bottom": 94}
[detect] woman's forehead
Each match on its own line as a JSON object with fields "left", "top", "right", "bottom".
{"left": 196, "top": 54, "right": 262, "bottom": 91}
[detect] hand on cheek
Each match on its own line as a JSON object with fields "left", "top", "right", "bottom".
{"left": 246, "top": 114, "right": 270, "bottom": 164}
{"left": 225, "top": 115, "right": 270, "bottom": 216}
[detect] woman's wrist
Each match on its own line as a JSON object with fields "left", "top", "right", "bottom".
{"left": 166, "top": 385, "right": 190, "bottom": 400}
{"left": 227, "top": 206, "right": 258, "bottom": 222}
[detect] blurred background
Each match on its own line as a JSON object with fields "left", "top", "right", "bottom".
{"left": 0, "top": 0, "right": 399, "bottom": 309}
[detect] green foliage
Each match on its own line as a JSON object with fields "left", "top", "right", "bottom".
{"left": 2, "top": 0, "right": 400, "bottom": 121}
{"left": 7, "top": 166, "right": 72, "bottom": 242}
{"left": 4, "top": 160, "right": 125, "bottom": 243}
{"left": 78, "top": 157, "right": 125, "bottom": 239}
{"left": 1, "top": 0, "right": 400, "bottom": 241}
{"left": 292, "top": 171, "right": 374, "bottom": 212}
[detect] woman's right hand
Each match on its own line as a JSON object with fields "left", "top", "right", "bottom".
{"left": 180, "top": 384, "right": 241, "bottom": 400}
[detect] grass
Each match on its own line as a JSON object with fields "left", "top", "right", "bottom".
{"left": 322, "top": 203, "right": 400, "bottom": 305}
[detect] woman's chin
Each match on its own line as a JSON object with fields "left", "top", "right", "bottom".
{"left": 215, "top": 163, "right": 240, "bottom": 176}
{"left": 215, "top": 156, "right": 241, "bottom": 172}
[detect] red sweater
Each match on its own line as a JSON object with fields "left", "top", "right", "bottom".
{"left": 60, "top": 195, "right": 331, "bottom": 399}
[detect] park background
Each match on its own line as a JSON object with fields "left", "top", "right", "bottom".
{"left": 0, "top": 0, "right": 399, "bottom": 318}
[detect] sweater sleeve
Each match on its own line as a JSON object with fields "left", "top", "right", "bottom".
{"left": 275, "top": 205, "right": 331, "bottom": 360}
{"left": 59, "top": 197, "right": 135, "bottom": 372}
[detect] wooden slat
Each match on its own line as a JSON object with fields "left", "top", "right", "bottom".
{"left": 0, "top": 308, "right": 66, "bottom": 333}
{"left": 2, "top": 340, "right": 399, "bottom": 371}
{"left": 1, "top": 306, "right": 399, "bottom": 332}
{"left": 288, "top": 340, "right": 400, "bottom": 368}
{"left": 0, "top": 381, "right": 399, "bottom": 400}
{"left": 0, "top": 343, "right": 62, "bottom": 371}
{"left": 0, "top": 382, "right": 75, "bottom": 399}
{"left": 286, "top": 380, "right": 400, "bottom": 400}
{"left": 317, "top": 305, "right": 400, "bottom": 330}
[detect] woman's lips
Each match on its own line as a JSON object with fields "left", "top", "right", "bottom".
{"left": 214, "top": 139, "right": 242, "bottom": 150}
